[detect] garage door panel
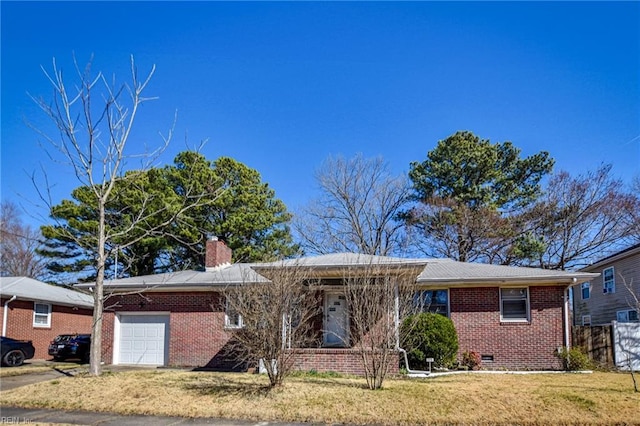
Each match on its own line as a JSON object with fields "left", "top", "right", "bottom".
{"left": 117, "top": 314, "right": 169, "bottom": 366}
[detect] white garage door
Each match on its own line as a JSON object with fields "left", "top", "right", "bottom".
{"left": 117, "top": 314, "right": 169, "bottom": 366}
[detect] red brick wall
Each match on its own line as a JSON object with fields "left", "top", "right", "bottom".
{"left": 101, "top": 292, "right": 238, "bottom": 368}
{"left": 450, "top": 286, "right": 565, "bottom": 370}
{"left": 0, "top": 298, "right": 92, "bottom": 360}
{"left": 289, "top": 348, "right": 399, "bottom": 376}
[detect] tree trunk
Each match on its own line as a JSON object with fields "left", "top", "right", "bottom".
{"left": 89, "top": 199, "right": 107, "bottom": 376}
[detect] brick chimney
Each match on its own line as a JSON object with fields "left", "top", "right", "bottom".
{"left": 205, "top": 236, "right": 232, "bottom": 271}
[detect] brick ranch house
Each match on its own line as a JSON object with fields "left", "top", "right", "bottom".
{"left": 76, "top": 238, "right": 597, "bottom": 373}
{"left": 0, "top": 276, "right": 93, "bottom": 360}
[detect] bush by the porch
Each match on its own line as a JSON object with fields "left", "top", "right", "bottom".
{"left": 401, "top": 312, "right": 458, "bottom": 369}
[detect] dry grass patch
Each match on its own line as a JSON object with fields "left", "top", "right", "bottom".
{"left": 0, "top": 370, "right": 638, "bottom": 425}
{"left": 0, "top": 362, "right": 82, "bottom": 377}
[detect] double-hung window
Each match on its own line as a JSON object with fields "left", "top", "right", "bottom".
{"left": 33, "top": 302, "right": 52, "bottom": 327}
{"left": 500, "top": 288, "right": 529, "bottom": 322}
{"left": 603, "top": 267, "right": 615, "bottom": 294}
{"left": 224, "top": 299, "right": 243, "bottom": 328}
{"left": 581, "top": 282, "right": 591, "bottom": 300}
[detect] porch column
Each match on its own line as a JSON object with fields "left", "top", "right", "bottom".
{"left": 394, "top": 281, "right": 400, "bottom": 349}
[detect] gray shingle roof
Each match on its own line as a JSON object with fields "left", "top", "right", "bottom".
{"left": 417, "top": 259, "right": 598, "bottom": 285}
{"left": 75, "top": 264, "right": 269, "bottom": 290}
{"left": 0, "top": 277, "right": 93, "bottom": 308}
{"left": 72, "top": 253, "right": 599, "bottom": 291}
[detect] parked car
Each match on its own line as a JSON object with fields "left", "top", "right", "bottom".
{"left": 48, "top": 334, "right": 91, "bottom": 362}
{"left": 0, "top": 336, "right": 35, "bottom": 367}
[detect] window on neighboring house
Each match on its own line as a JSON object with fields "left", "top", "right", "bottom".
{"left": 603, "top": 267, "right": 615, "bottom": 294}
{"left": 500, "top": 288, "right": 529, "bottom": 322}
{"left": 581, "top": 282, "right": 591, "bottom": 300}
{"left": 224, "top": 300, "right": 243, "bottom": 328}
{"left": 413, "top": 290, "right": 449, "bottom": 317}
{"left": 33, "top": 303, "right": 51, "bottom": 327}
{"left": 582, "top": 315, "right": 591, "bottom": 326}
{"left": 617, "top": 309, "right": 639, "bottom": 323}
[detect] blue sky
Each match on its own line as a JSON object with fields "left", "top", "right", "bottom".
{"left": 1, "top": 1, "right": 639, "bottom": 228}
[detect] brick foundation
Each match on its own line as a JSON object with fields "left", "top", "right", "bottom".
{"left": 288, "top": 348, "right": 400, "bottom": 376}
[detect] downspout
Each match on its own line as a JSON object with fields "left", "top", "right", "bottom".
{"left": 2, "top": 295, "right": 17, "bottom": 337}
{"left": 395, "top": 281, "right": 431, "bottom": 377}
{"left": 564, "top": 280, "right": 575, "bottom": 350}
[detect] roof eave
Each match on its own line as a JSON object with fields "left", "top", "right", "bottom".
{"left": 417, "top": 273, "right": 599, "bottom": 287}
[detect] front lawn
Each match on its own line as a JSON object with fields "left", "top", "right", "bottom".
{"left": 0, "top": 370, "right": 638, "bottom": 425}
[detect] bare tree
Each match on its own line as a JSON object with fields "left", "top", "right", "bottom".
{"left": 340, "top": 260, "right": 420, "bottom": 390}
{"left": 623, "top": 176, "right": 640, "bottom": 243}
{"left": 30, "top": 55, "right": 222, "bottom": 376}
{"left": 525, "top": 165, "right": 637, "bottom": 270}
{"left": 223, "top": 262, "right": 321, "bottom": 388}
{"left": 404, "top": 196, "right": 527, "bottom": 264}
{"left": 295, "top": 154, "right": 411, "bottom": 256}
{"left": 0, "top": 201, "right": 46, "bottom": 279}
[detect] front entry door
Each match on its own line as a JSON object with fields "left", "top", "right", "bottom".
{"left": 324, "top": 293, "right": 349, "bottom": 347}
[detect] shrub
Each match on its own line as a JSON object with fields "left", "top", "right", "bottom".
{"left": 556, "top": 346, "right": 593, "bottom": 371}
{"left": 401, "top": 312, "right": 459, "bottom": 369}
{"left": 461, "top": 350, "right": 481, "bottom": 370}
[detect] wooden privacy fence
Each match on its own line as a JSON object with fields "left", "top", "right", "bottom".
{"left": 572, "top": 325, "right": 614, "bottom": 368}
{"left": 573, "top": 323, "right": 640, "bottom": 370}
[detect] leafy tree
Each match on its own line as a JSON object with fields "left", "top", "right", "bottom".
{"left": 40, "top": 152, "right": 297, "bottom": 280}
{"left": 295, "top": 154, "right": 411, "bottom": 256}
{"left": 405, "top": 131, "right": 554, "bottom": 263}
{"left": 173, "top": 155, "right": 298, "bottom": 265}
{"left": 0, "top": 201, "right": 46, "bottom": 279}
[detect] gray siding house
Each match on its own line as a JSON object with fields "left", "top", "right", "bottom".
{"left": 573, "top": 244, "right": 640, "bottom": 326}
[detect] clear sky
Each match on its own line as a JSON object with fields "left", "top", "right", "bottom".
{"left": 1, "top": 1, "right": 639, "bottom": 228}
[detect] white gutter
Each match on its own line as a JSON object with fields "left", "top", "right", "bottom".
{"left": 394, "top": 281, "right": 431, "bottom": 377}
{"left": 2, "top": 295, "right": 17, "bottom": 336}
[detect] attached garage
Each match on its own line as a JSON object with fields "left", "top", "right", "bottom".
{"left": 114, "top": 313, "right": 169, "bottom": 366}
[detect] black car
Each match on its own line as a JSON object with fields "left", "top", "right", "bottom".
{"left": 0, "top": 336, "right": 36, "bottom": 367}
{"left": 48, "top": 334, "right": 91, "bottom": 362}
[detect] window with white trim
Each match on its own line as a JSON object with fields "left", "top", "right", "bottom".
{"left": 603, "top": 267, "right": 615, "bottom": 294}
{"left": 413, "top": 290, "right": 449, "bottom": 317}
{"left": 582, "top": 315, "right": 591, "bottom": 326}
{"left": 500, "top": 288, "right": 529, "bottom": 322}
{"left": 224, "top": 300, "right": 243, "bottom": 328}
{"left": 616, "top": 309, "right": 639, "bottom": 323}
{"left": 581, "top": 282, "right": 591, "bottom": 300}
{"left": 33, "top": 302, "right": 51, "bottom": 327}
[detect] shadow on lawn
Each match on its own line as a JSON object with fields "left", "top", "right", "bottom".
{"left": 182, "top": 375, "right": 272, "bottom": 397}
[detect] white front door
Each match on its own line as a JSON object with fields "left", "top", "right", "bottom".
{"left": 116, "top": 314, "right": 169, "bottom": 366}
{"left": 324, "top": 293, "right": 349, "bottom": 347}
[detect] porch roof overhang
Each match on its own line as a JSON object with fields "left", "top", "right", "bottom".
{"left": 251, "top": 253, "right": 430, "bottom": 279}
